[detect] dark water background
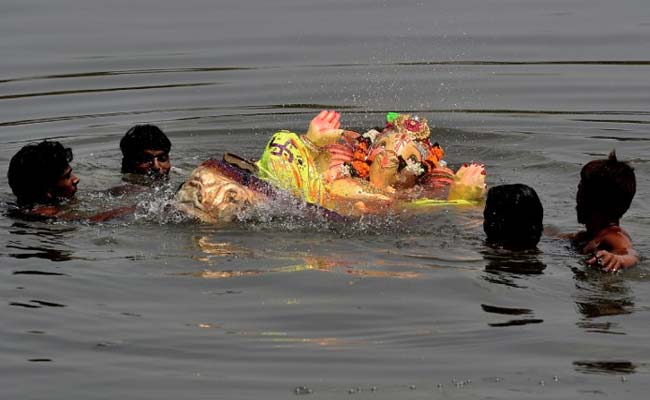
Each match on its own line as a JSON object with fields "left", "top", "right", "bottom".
{"left": 1, "top": 1, "right": 649, "bottom": 398}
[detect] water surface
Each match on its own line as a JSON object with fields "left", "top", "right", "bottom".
{"left": 1, "top": 1, "right": 649, "bottom": 399}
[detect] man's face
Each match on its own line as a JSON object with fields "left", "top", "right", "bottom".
{"left": 50, "top": 166, "right": 79, "bottom": 200}
{"left": 133, "top": 149, "right": 171, "bottom": 177}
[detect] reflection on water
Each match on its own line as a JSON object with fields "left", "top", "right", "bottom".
{"left": 481, "top": 304, "right": 532, "bottom": 315}
{"left": 6, "top": 244, "right": 74, "bottom": 262}
{"left": 12, "top": 270, "right": 66, "bottom": 276}
{"left": 187, "top": 235, "right": 423, "bottom": 279}
{"left": 5, "top": 222, "right": 77, "bottom": 262}
{"left": 480, "top": 249, "right": 547, "bottom": 326}
{"left": 8, "top": 221, "right": 77, "bottom": 238}
{"left": 481, "top": 248, "right": 546, "bottom": 289}
{"left": 10, "top": 300, "right": 66, "bottom": 308}
{"left": 488, "top": 319, "right": 544, "bottom": 328}
{"left": 481, "top": 304, "right": 543, "bottom": 328}
{"left": 573, "top": 360, "right": 638, "bottom": 375}
{"left": 191, "top": 236, "right": 254, "bottom": 262}
{"left": 572, "top": 267, "right": 635, "bottom": 332}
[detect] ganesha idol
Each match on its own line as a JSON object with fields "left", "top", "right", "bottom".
{"left": 175, "top": 110, "right": 486, "bottom": 223}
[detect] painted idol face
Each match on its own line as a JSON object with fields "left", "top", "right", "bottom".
{"left": 175, "top": 162, "right": 265, "bottom": 223}
{"left": 367, "top": 132, "right": 425, "bottom": 191}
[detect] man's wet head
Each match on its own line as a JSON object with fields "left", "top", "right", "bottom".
{"left": 120, "top": 124, "right": 172, "bottom": 178}
{"left": 8, "top": 140, "right": 80, "bottom": 206}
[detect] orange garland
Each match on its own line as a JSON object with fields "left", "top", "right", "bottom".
{"left": 349, "top": 139, "right": 371, "bottom": 178}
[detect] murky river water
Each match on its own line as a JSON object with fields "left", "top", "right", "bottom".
{"left": 1, "top": 1, "right": 649, "bottom": 398}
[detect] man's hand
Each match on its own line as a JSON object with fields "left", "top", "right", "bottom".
{"left": 586, "top": 249, "right": 638, "bottom": 273}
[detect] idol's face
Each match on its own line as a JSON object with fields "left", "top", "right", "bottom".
{"left": 368, "top": 132, "right": 423, "bottom": 190}
{"left": 175, "top": 164, "right": 263, "bottom": 222}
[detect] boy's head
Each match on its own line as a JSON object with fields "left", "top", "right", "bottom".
{"left": 576, "top": 150, "right": 636, "bottom": 225}
{"left": 8, "top": 140, "right": 79, "bottom": 206}
{"left": 120, "top": 125, "right": 171, "bottom": 178}
{"left": 483, "top": 184, "right": 543, "bottom": 249}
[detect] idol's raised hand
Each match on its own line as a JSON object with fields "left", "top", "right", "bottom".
{"left": 304, "top": 110, "right": 344, "bottom": 147}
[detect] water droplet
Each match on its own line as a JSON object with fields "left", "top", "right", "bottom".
{"left": 621, "top": 376, "right": 627, "bottom": 383}
{"left": 294, "top": 386, "right": 312, "bottom": 395}
{"left": 436, "top": 383, "right": 443, "bottom": 389}
{"left": 370, "top": 386, "right": 377, "bottom": 392}
{"left": 409, "top": 385, "right": 416, "bottom": 390}
{"left": 495, "top": 377, "right": 502, "bottom": 383}
{"left": 539, "top": 380, "right": 545, "bottom": 386}
{"left": 553, "top": 376, "right": 559, "bottom": 382}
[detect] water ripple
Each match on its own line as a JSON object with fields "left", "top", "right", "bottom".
{"left": 2, "top": 60, "right": 648, "bottom": 85}
{"left": 2, "top": 105, "right": 649, "bottom": 128}
{"left": 0, "top": 67, "right": 254, "bottom": 84}
{"left": 0, "top": 82, "right": 215, "bottom": 101}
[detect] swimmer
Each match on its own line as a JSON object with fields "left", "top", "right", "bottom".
{"left": 120, "top": 124, "right": 172, "bottom": 180}
{"left": 8, "top": 140, "right": 79, "bottom": 212}
{"left": 570, "top": 151, "right": 638, "bottom": 272}
{"left": 483, "top": 184, "right": 543, "bottom": 250}
{"left": 7, "top": 140, "right": 131, "bottom": 222}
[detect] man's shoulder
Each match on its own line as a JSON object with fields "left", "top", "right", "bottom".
{"left": 596, "top": 226, "right": 633, "bottom": 251}
{"left": 597, "top": 225, "right": 628, "bottom": 237}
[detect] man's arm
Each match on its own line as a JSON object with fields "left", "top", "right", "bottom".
{"left": 585, "top": 230, "right": 639, "bottom": 272}
{"left": 30, "top": 204, "right": 136, "bottom": 223}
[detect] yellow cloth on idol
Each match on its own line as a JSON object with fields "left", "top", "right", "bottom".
{"left": 256, "top": 130, "right": 325, "bottom": 205}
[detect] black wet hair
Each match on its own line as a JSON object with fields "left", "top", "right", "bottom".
{"left": 7, "top": 140, "right": 73, "bottom": 206}
{"left": 120, "top": 124, "right": 171, "bottom": 173}
{"left": 483, "top": 184, "right": 544, "bottom": 249}
{"left": 579, "top": 150, "right": 636, "bottom": 221}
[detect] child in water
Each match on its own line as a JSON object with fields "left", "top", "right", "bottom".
{"left": 571, "top": 150, "right": 638, "bottom": 272}
{"left": 483, "top": 184, "right": 543, "bottom": 250}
